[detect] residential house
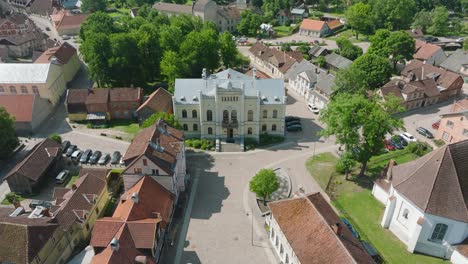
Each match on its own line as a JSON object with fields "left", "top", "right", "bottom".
{"left": 440, "top": 49, "right": 468, "bottom": 79}
{"left": 173, "top": 69, "right": 286, "bottom": 144}
{"left": 277, "top": 9, "right": 291, "bottom": 25}
{"left": 309, "top": 73, "right": 335, "bottom": 109}
{"left": 50, "top": 10, "right": 87, "bottom": 35}
{"left": 326, "top": 19, "right": 344, "bottom": 32}
{"left": 122, "top": 119, "right": 186, "bottom": 197}
{"left": 435, "top": 99, "right": 468, "bottom": 143}
{"left": 401, "top": 60, "right": 464, "bottom": 101}
{"left": 5, "top": 138, "right": 62, "bottom": 194}
{"left": 324, "top": 52, "right": 352, "bottom": 71}
{"left": 153, "top": 0, "right": 241, "bottom": 32}
{"left": 414, "top": 39, "right": 447, "bottom": 67}
{"left": 0, "top": 94, "right": 53, "bottom": 135}
{"left": 266, "top": 192, "right": 375, "bottom": 264}
{"left": 290, "top": 8, "right": 308, "bottom": 21}
{"left": 66, "top": 87, "right": 143, "bottom": 122}
{"left": 372, "top": 139, "right": 468, "bottom": 260}
{"left": 299, "top": 19, "right": 331, "bottom": 37}
{"left": 0, "top": 13, "right": 48, "bottom": 58}
{"left": 90, "top": 175, "right": 175, "bottom": 263}
{"left": 0, "top": 168, "right": 110, "bottom": 264}
{"left": 0, "top": 63, "right": 67, "bottom": 106}
{"left": 378, "top": 78, "right": 440, "bottom": 110}
{"left": 34, "top": 42, "right": 80, "bottom": 83}
{"left": 249, "top": 42, "right": 302, "bottom": 79}
{"left": 29, "top": 0, "right": 58, "bottom": 16}
{"left": 136, "top": 88, "right": 174, "bottom": 124}
{"left": 308, "top": 45, "right": 329, "bottom": 59}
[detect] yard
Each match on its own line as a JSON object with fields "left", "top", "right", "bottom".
{"left": 108, "top": 120, "right": 141, "bottom": 136}
{"left": 273, "top": 25, "right": 296, "bottom": 37}
{"left": 326, "top": 28, "right": 367, "bottom": 43}
{"left": 305, "top": 152, "right": 338, "bottom": 190}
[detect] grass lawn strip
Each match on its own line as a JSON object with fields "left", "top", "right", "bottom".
{"left": 305, "top": 152, "right": 338, "bottom": 190}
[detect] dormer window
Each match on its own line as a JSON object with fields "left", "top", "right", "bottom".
{"left": 180, "top": 96, "right": 185, "bottom": 101}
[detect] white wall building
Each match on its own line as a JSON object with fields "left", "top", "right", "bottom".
{"left": 372, "top": 139, "right": 468, "bottom": 261}
{"left": 173, "top": 68, "right": 286, "bottom": 143}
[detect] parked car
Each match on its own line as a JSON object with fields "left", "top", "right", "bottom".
{"left": 71, "top": 150, "right": 82, "bottom": 161}
{"left": 111, "top": 151, "right": 121, "bottom": 164}
{"left": 66, "top": 145, "right": 77, "bottom": 157}
{"left": 61, "top": 140, "right": 71, "bottom": 153}
{"left": 425, "top": 36, "right": 439, "bottom": 42}
{"left": 384, "top": 140, "right": 395, "bottom": 151}
{"left": 341, "top": 218, "right": 359, "bottom": 239}
{"left": 80, "top": 149, "right": 93, "bottom": 163}
{"left": 416, "top": 127, "right": 434, "bottom": 138}
{"left": 286, "top": 120, "right": 301, "bottom": 126}
{"left": 390, "top": 138, "right": 404, "bottom": 149}
{"left": 307, "top": 104, "right": 320, "bottom": 114}
{"left": 98, "top": 153, "right": 111, "bottom": 165}
{"left": 286, "top": 124, "right": 302, "bottom": 132}
{"left": 62, "top": 35, "right": 70, "bottom": 40}
{"left": 285, "top": 116, "right": 300, "bottom": 122}
{"left": 400, "top": 132, "right": 416, "bottom": 142}
{"left": 89, "top": 151, "right": 102, "bottom": 164}
{"left": 398, "top": 136, "right": 408, "bottom": 146}
{"left": 29, "top": 200, "right": 52, "bottom": 209}
{"left": 432, "top": 120, "right": 440, "bottom": 130}
{"left": 55, "top": 170, "right": 70, "bottom": 184}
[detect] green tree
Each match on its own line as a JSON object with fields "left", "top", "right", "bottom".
{"left": 296, "top": 44, "right": 311, "bottom": 60}
{"left": 369, "top": 30, "right": 415, "bottom": 69}
{"left": 219, "top": 32, "right": 238, "bottom": 68}
{"left": 142, "top": 112, "right": 180, "bottom": 129}
{"left": 159, "top": 25, "right": 183, "bottom": 52}
{"left": 315, "top": 56, "right": 326, "bottom": 68}
{"left": 161, "top": 51, "right": 188, "bottom": 87}
{"left": 320, "top": 94, "right": 404, "bottom": 176}
{"left": 135, "top": 23, "right": 161, "bottom": 81}
{"left": 345, "top": 2, "right": 374, "bottom": 39}
{"left": 280, "top": 43, "right": 292, "bottom": 52}
{"left": 81, "top": 0, "right": 106, "bottom": 13}
{"left": 429, "top": 6, "right": 450, "bottom": 36}
{"left": 237, "top": 10, "right": 262, "bottom": 36}
{"left": 249, "top": 168, "right": 279, "bottom": 205}
{"left": 80, "top": 12, "right": 115, "bottom": 40}
{"left": 350, "top": 53, "right": 392, "bottom": 89}
{"left": 0, "top": 107, "right": 18, "bottom": 159}
{"left": 108, "top": 33, "right": 143, "bottom": 86}
{"left": 48, "top": 133, "right": 62, "bottom": 144}
{"left": 372, "top": 0, "right": 417, "bottom": 30}
{"left": 336, "top": 151, "right": 357, "bottom": 180}
{"left": 333, "top": 67, "right": 369, "bottom": 96}
{"left": 335, "top": 37, "right": 363, "bottom": 61}
{"left": 180, "top": 28, "right": 220, "bottom": 76}
{"left": 412, "top": 10, "right": 432, "bottom": 32}
{"left": 80, "top": 33, "right": 112, "bottom": 87}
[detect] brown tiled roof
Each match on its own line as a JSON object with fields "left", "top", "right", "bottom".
{"left": 136, "top": 88, "right": 173, "bottom": 114}
{"left": 56, "top": 13, "right": 87, "bottom": 30}
{"left": 380, "top": 84, "right": 404, "bottom": 100}
{"left": 286, "top": 50, "right": 304, "bottom": 62}
{"left": 217, "top": 6, "right": 241, "bottom": 20}
{"left": 402, "top": 60, "right": 463, "bottom": 91}
{"left": 54, "top": 168, "right": 109, "bottom": 230}
{"left": 123, "top": 119, "right": 184, "bottom": 174}
{"left": 109, "top": 87, "right": 143, "bottom": 102}
{"left": 390, "top": 139, "right": 468, "bottom": 222}
{"left": 456, "top": 238, "right": 468, "bottom": 258}
{"left": 374, "top": 160, "right": 398, "bottom": 191}
{"left": 152, "top": 2, "right": 192, "bottom": 14}
{"left": 90, "top": 218, "right": 125, "bottom": 247}
{"left": 245, "top": 68, "right": 270, "bottom": 79}
{"left": 414, "top": 39, "right": 441, "bottom": 60}
{"left": 30, "top": 0, "right": 53, "bottom": 16}
{"left": 67, "top": 89, "right": 88, "bottom": 104}
{"left": 327, "top": 19, "right": 343, "bottom": 30}
{"left": 6, "top": 138, "right": 61, "bottom": 182}
{"left": 86, "top": 88, "right": 109, "bottom": 105}
{"left": 405, "top": 79, "right": 439, "bottom": 97}
{"left": 268, "top": 193, "right": 375, "bottom": 264}
{"left": 0, "top": 94, "right": 36, "bottom": 122}
{"left": 34, "top": 42, "right": 77, "bottom": 64}
{"left": 453, "top": 98, "right": 468, "bottom": 112}
{"left": 300, "top": 19, "right": 326, "bottom": 31}
{"left": 0, "top": 208, "right": 58, "bottom": 264}
{"left": 248, "top": 42, "right": 298, "bottom": 74}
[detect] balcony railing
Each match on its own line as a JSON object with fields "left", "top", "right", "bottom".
{"left": 222, "top": 120, "right": 238, "bottom": 128}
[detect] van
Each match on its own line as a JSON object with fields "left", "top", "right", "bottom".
{"left": 55, "top": 170, "right": 70, "bottom": 184}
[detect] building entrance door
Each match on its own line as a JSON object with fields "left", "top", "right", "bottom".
{"left": 227, "top": 128, "right": 233, "bottom": 139}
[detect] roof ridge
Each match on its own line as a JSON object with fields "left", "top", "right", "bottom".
{"left": 441, "top": 144, "right": 468, "bottom": 216}
{"left": 422, "top": 146, "right": 449, "bottom": 211}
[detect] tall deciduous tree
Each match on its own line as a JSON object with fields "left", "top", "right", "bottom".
{"left": 219, "top": 32, "right": 238, "bottom": 68}
{"left": 180, "top": 28, "right": 220, "bottom": 76}
{"left": 142, "top": 112, "right": 180, "bottom": 129}
{"left": 80, "top": 33, "right": 112, "bottom": 87}
{"left": 333, "top": 67, "right": 369, "bottom": 96}
{"left": 320, "top": 94, "right": 404, "bottom": 176}
{"left": 161, "top": 51, "right": 188, "bottom": 87}
{"left": 345, "top": 2, "right": 373, "bottom": 39}
{"left": 108, "top": 33, "right": 143, "bottom": 86}
{"left": 429, "top": 6, "right": 450, "bottom": 36}
{"left": 136, "top": 23, "right": 161, "bottom": 81}
{"left": 80, "top": 12, "right": 115, "bottom": 40}
{"left": 369, "top": 30, "right": 415, "bottom": 69}
{"left": 0, "top": 107, "right": 18, "bottom": 159}
{"left": 249, "top": 168, "right": 279, "bottom": 205}
{"left": 335, "top": 37, "right": 363, "bottom": 61}
{"left": 372, "top": 0, "right": 417, "bottom": 30}
{"left": 412, "top": 10, "right": 433, "bottom": 32}
{"left": 81, "top": 0, "right": 106, "bottom": 13}
{"left": 237, "top": 10, "right": 262, "bottom": 36}
{"left": 159, "top": 25, "right": 183, "bottom": 52}
{"left": 350, "top": 53, "right": 392, "bottom": 89}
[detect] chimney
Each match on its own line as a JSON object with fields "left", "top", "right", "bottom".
{"left": 13, "top": 200, "right": 21, "bottom": 208}
{"left": 252, "top": 68, "right": 257, "bottom": 79}
{"left": 110, "top": 238, "right": 119, "bottom": 251}
{"left": 71, "top": 184, "right": 77, "bottom": 191}
{"left": 331, "top": 223, "right": 343, "bottom": 237}
{"left": 135, "top": 256, "right": 148, "bottom": 264}
{"left": 131, "top": 192, "right": 138, "bottom": 203}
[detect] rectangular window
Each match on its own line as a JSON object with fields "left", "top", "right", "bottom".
{"left": 0, "top": 87, "right": 4, "bottom": 93}
{"left": 142, "top": 159, "right": 147, "bottom": 166}
{"left": 21, "top": 87, "right": 28, "bottom": 94}
{"left": 32, "top": 86, "right": 39, "bottom": 95}
{"left": 10, "top": 86, "right": 17, "bottom": 94}
{"left": 134, "top": 168, "right": 142, "bottom": 173}
{"left": 446, "top": 120, "right": 454, "bottom": 128}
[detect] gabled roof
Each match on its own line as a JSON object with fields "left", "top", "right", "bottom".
{"left": 109, "top": 87, "right": 143, "bottom": 102}
{"left": 249, "top": 42, "right": 299, "bottom": 74}
{"left": 34, "top": 42, "right": 77, "bottom": 64}
{"left": 414, "top": 39, "right": 442, "bottom": 60}
{"left": 325, "top": 53, "right": 352, "bottom": 69}
{"left": 402, "top": 60, "right": 463, "bottom": 90}
{"left": 268, "top": 193, "right": 375, "bottom": 264}
{"left": 0, "top": 94, "right": 36, "bottom": 122}
{"left": 152, "top": 2, "right": 192, "bottom": 14}
{"left": 55, "top": 13, "right": 87, "bottom": 30}
{"left": 193, "top": 0, "right": 212, "bottom": 12}
{"left": 30, "top": 0, "right": 53, "bottom": 16}
{"left": 0, "top": 63, "right": 53, "bottom": 83}
{"left": 300, "top": 19, "right": 326, "bottom": 31}
{"left": 6, "top": 138, "right": 61, "bottom": 182}
{"left": 440, "top": 49, "right": 468, "bottom": 76}
{"left": 86, "top": 89, "right": 109, "bottom": 105}
{"left": 136, "top": 88, "right": 173, "bottom": 114}
{"left": 391, "top": 139, "right": 468, "bottom": 222}
{"left": 327, "top": 19, "right": 343, "bottom": 30}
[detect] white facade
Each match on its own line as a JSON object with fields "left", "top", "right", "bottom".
{"left": 265, "top": 213, "right": 301, "bottom": 264}
{"left": 451, "top": 249, "right": 468, "bottom": 264}
{"left": 289, "top": 71, "right": 313, "bottom": 98}
{"left": 173, "top": 69, "right": 286, "bottom": 142}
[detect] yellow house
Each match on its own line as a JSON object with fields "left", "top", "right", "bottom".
{"left": 0, "top": 63, "right": 66, "bottom": 106}
{"left": 34, "top": 42, "right": 81, "bottom": 83}
{"left": 0, "top": 168, "right": 111, "bottom": 264}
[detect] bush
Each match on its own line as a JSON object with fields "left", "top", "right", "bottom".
{"left": 433, "top": 139, "right": 445, "bottom": 147}
{"left": 192, "top": 140, "right": 202, "bottom": 149}
{"left": 5, "top": 192, "right": 18, "bottom": 203}
{"left": 259, "top": 133, "right": 284, "bottom": 146}
{"left": 244, "top": 137, "right": 258, "bottom": 150}
{"left": 407, "top": 141, "right": 432, "bottom": 156}
{"left": 185, "top": 139, "right": 193, "bottom": 147}
{"left": 49, "top": 133, "right": 62, "bottom": 144}
{"left": 86, "top": 123, "right": 92, "bottom": 128}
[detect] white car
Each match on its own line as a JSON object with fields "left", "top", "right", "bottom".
{"left": 307, "top": 104, "right": 320, "bottom": 114}
{"left": 400, "top": 132, "right": 417, "bottom": 142}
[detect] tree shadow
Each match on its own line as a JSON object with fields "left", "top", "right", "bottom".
{"left": 180, "top": 250, "right": 202, "bottom": 264}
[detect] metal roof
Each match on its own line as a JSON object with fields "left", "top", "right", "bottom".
{"left": 0, "top": 63, "right": 52, "bottom": 84}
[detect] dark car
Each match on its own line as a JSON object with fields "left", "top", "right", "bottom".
{"left": 425, "top": 36, "right": 439, "bottom": 42}
{"left": 390, "top": 138, "right": 404, "bottom": 149}
{"left": 110, "top": 151, "right": 121, "bottom": 164}
{"left": 398, "top": 136, "right": 408, "bottom": 146}
{"left": 29, "top": 200, "right": 52, "bottom": 209}
{"left": 286, "top": 124, "right": 302, "bottom": 132}
{"left": 61, "top": 140, "right": 71, "bottom": 153}
{"left": 286, "top": 120, "right": 301, "bottom": 126}
{"left": 285, "top": 116, "right": 300, "bottom": 122}
{"left": 341, "top": 218, "right": 359, "bottom": 239}
{"left": 416, "top": 127, "right": 434, "bottom": 138}
{"left": 65, "top": 145, "right": 77, "bottom": 157}
{"left": 80, "top": 149, "right": 93, "bottom": 164}
{"left": 89, "top": 151, "right": 102, "bottom": 164}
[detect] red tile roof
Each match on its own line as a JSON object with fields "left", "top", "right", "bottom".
{"left": 34, "top": 42, "right": 77, "bottom": 64}
{"left": 0, "top": 94, "right": 35, "bottom": 122}
{"left": 414, "top": 39, "right": 442, "bottom": 60}
{"left": 249, "top": 42, "right": 299, "bottom": 74}
{"left": 300, "top": 19, "right": 326, "bottom": 31}
{"left": 86, "top": 89, "right": 109, "bottom": 105}
{"left": 136, "top": 88, "right": 173, "bottom": 114}
{"left": 109, "top": 87, "right": 143, "bottom": 102}
{"left": 268, "top": 193, "right": 375, "bottom": 264}
{"left": 56, "top": 13, "right": 87, "bottom": 30}
{"left": 402, "top": 60, "right": 463, "bottom": 90}
{"left": 327, "top": 19, "right": 343, "bottom": 30}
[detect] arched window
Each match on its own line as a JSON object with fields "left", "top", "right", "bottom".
{"left": 262, "top": 110, "right": 267, "bottom": 118}
{"left": 182, "top": 110, "right": 187, "bottom": 118}
{"left": 207, "top": 110, "right": 213, "bottom": 121}
{"left": 21, "top": 86, "right": 28, "bottom": 94}
{"left": 223, "top": 110, "right": 229, "bottom": 122}
{"left": 262, "top": 124, "right": 267, "bottom": 132}
{"left": 273, "top": 110, "right": 278, "bottom": 118}
{"left": 183, "top": 124, "right": 188, "bottom": 131}
{"left": 272, "top": 124, "right": 277, "bottom": 131}
{"left": 402, "top": 209, "right": 409, "bottom": 219}
{"left": 248, "top": 110, "right": 253, "bottom": 121}
{"left": 193, "top": 124, "right": 198, "bottom": 131}
{"left": 275, "top": 236, "right": 279, "bottom": 247}
{"left": 248, "top": 127, "right": 252, "bottom": 135}
{"left": 231, "top": 110, "right": 237, "bottom": 121}
{"left": 431, "top": 223, "right": 448, "bottom": 243}
{"left": 208, "top": 127, "right": 213, "bottom": 134}
{"left": 192, "top": 110, "right": 197, "bottom": 118}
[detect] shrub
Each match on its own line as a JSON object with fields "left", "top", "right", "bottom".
{"left": 244, "top": 137, "right": 258, "bottom": 150}
{"left": 48, "top": 133, "right": 62, "bottom": 144}
{"left": 86, "top": 123, "right": 92, "bottom": 128}
{"left": 5, "top": 192, "right": 18, "bottom": 203}
{"left": 407, "top": 141, "right": 432, "bottom": 156}
{"left": 192, "top": 140, "right": 202, "bottom": 149}
{"left": 185, "top": 139, "right": 193, "bottom": 147}
{"left": 433, "top": 139, "right": 445, "bottom": 147}
{"left": 259, "top": 133, "right": 284, "bottom": 146}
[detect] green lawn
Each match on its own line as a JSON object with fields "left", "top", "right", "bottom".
{"left": 273, "top": 26, "right": 294, "bottom": 37}
{"left": 306, "top": 152, "right": 338, "bottom": 190}
{"left": 334, "top": 191, "right": 448, "bottom": 264}
{"left": 327, "top": 28, "right": 367, "bottom": 43}
{"left": 65, "top": 175, "right": 79, "bottom": 188}
{"left": 1, "top": 195, "right": 25, "bottom": 205}
{"left": 108, "top": 120, "right": 141, "bottom": 136}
